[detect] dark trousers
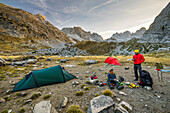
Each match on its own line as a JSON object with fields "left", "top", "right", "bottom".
{"left": 134, "top": 64, "right": 142, "bottom": 80}
{"left": 107, "top": 79, "right": 119, "bottom": 87}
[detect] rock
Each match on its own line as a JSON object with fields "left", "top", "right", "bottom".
{"left": 0, "top": 98, "right": 5, "bottom": 103}
{"left": 72, "top": 81, "right": 79, "bottom": 85}
{"left": 68, "top": 69, "right": 71, "bottom": 71}
{"left": 115, "top": 103, "right": 129, "bottom": 113}
{"left": 25, "top": 99, "right": 32, "bottom": 104}
{"left": 0, "top": 57, "right": 6, "bottom": 66}
{"left": 98, "top": 69, "right": 103, "bottom": 71}
{"left": 6, "top": 89, "right": 11, "bottom": 94}
{"left": 19, "top": 92, "right": 27, "bottom": 97}
{"left": 60, "top": 59, "right": 67, "bottom": 63}
{"left": 89, "top": 66, "right": 93, "bottom": 69}
{"left": 64, "top": 65, "right": 76, "bottom": 68}
{"left": 86, "top": 71, "right": 90, "bottom": 74}
{"left": 32, "top": 67, "right": 38, "bottom": 71}
{"left": 12, "top": 61, "right": 26, "bottom": 66}
{"left": 85, "top": 60, "right": 97, "bottom": 64}
{"left": 60, "top": 97, "right": 68, "bottom": 108}
{"left": 116, "top": 98, "right": 121, "bottom": 102}
{"left": 76, "top": 72, "right": 79, "bottom": 74}
{"left": 33, "top": 101, "right": 52, "bottom": 113}
{"left": 56, "top": 61, "right": 59, "bottom": 64}
{"left": 8, "top": 109, "right": 12, "bottom": 113}
{"left": 26, "top": 59, "right": 38, "bottom": 64}
{"left": 87, "top": 95, "right": 115, "bottom": 113}
{"left": 119, "top": 91, "right": 127, "bottom": 96}
{"left": 46, "top": 58, "right": 53, "bottom": 61}
{"left": 119, "top": 101, "right": 132, "bottom": 111}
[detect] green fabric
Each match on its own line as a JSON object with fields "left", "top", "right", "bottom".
{"left": 12, "top": 65, "right": 76, "bottom": 92}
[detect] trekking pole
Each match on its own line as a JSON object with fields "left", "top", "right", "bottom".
{"left": 157, "top": 70, "right": 160, "bottom": 82}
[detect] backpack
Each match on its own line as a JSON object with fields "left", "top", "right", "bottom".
{"left": 140, "top": 70, "right": 153, "bottom": 87}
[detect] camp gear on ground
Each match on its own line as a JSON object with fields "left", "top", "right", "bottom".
{"left": 90, "top": 75, "right": 97, "bottom": 80}
{"left": 105, "top": 57, "right": 121, "bottom": 65}
{"left": 117, "top": 85, "right": 124, "bottom": 90}
{"left": 133, "top": 53, "right": 145, "bottom": 64}
{"left": 118, "top": 76, "right": 124, "bottom": 82}
{"left": 89, "top": 77, "right": 98, "bottom": 84}
{"left": 98, "top": 82, "right": 106, "bottom": 86}
{"left": 125, "top": 67, "right": 129, "bottom": 70}
{"left": 119, "top": 82, "right": 123, "bottom": 85}
{"left": 134, "top": 64, "right": 142, "bottom": 80}
{"left": 140, "top": 70, "right": 153, "bottom": 88}
{"left": 12, "top": 65, "right": 77, "bottom": 92}
{"left": 129, "top": 83, "right": 139, "bottom": 88}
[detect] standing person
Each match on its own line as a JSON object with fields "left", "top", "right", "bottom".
{"left": 132, "top": 50, "right": 145, "bottom": 81}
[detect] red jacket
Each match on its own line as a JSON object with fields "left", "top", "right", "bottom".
{"left": 133, "top": 53, "right": 145, "bottom": 64}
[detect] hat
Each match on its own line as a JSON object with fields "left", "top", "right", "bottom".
{"left": 134, "top": 50, "right": 139, "bottom": 53}
{"left": 109, "top": 69, "right": 113, "bottom": 71}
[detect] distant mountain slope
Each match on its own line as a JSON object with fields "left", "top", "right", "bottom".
{"left": 0, "top": 3, "right": 76, "bottom": 49}
{"left": 106, "top": 27, "right": 146, "bottom": 42}
{"left": 61, "top": 27, "right": 103, "bottom": 42}
{"left": 140, "top": 3, "right": 170, "bottom": 43}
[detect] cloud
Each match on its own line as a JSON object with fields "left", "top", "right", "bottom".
{"left": 87, "top": 0, "right": 117, "bottom": 13}
{"left": 63, "top": 6, "right": 79, "bottom": 13}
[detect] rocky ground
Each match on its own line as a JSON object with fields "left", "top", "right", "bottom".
{"left": 0, "top": 58, "right": 170, "bottom": 113}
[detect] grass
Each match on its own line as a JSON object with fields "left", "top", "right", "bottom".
{"left": 94, "top": 94, "right": 100, "bottom": 97}
{"left": 76, "top": 91, "right": 84, "bottom": 96}
{"left": 30, "top": 93, "right": 40, "bottom": 99}
{"left": 19, "top": 108, "right": 25, "bottom": 113}
{"left": 84, "top": 86, "right": 90, "bottom": 90}
{"left": 85, "top": 81, "right": 91, "bottom": 84}
{"left": 66, "top": 105, "right": 84, "bottom": 113}
{"left": 102, "top": 89, "right": 114, "bottom": 97}
{"left": 3, "top": 96, "right": 11, "bottom": 101}
{"left": 85, "top": 75, "right": 89, "bottom": 78}
{"left": 81, "top": 84, "right": 86, "bottom": 89}
{"left": 1, "top": 110, "right": 8, "bottom": 113}
{"left": 43, "top": 95, "right": 51, "bottom": 99}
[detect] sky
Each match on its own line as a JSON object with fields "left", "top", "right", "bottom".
{"left": 0, "top": 0, "right": 169, "bottom": 39}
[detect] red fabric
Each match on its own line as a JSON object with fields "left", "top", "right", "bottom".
{"left": 90, "top": 76, "right": 97, "bottom": 79}
{"left": 155, "top": 68, "right": 161, "bottom": 71}
{"left": 133, "top": 54, "right": 145, "bottom": 64}
{"left": 109, "top": 71, "right": 114, "bottom": 74}
{"left": 105, "top": 57, "right": 121, "bottom": 65}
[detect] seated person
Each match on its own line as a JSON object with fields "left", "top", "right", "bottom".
{"left": 107, "top": 69, "right": 119, "bottom": 88}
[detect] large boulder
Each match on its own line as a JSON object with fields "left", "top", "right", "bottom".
{"left": 0, "top": 57, "right": 6, "bottom": 66}
{"left": 88, "top": 95, "right": 115, "bottom": 113}
{"left": 33, "top": 101, "right": 57, "bottom": 113}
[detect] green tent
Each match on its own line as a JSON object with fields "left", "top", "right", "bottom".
{"left": 12, "top": 65, "right": 77, "bottom": 92}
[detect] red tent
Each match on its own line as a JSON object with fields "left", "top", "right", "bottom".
{"left": 105, "top": 57, "right": 121, "bottom": 65}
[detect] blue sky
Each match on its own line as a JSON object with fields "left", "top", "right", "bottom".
{"left": 0, "top": 0, "right": 169, "bottom": 39}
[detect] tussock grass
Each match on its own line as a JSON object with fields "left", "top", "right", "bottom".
{"left": 67, "top": 105, "right": 84, "bottom": 113}
{"left": 75, "top": 91, "right": 84, "bottom": 96}
{"left": 102, "top": 89, "right": 114, "bottom": 97}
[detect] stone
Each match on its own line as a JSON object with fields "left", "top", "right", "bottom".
{"left": 119, "top": 91, "right": 127, "bottom": 96}
{"left": 32, "top": 67, "right": 38, "bottom": 71}
{"left": 8, "top": 109, "right": 12, "bottom": 113}
{"left": 6, "top": 89, "right": 11, "bottom": 94}
{"left": 0, "top": 57, "right": 6, "bottom": 66}
{"left": 87, "top": 95, "right": 115, "bottom": 113}
{"left": 60, "top": 97, "right": 68, "bottom": 108}
{"left": 98, "top": 69, "right": 103, "bottom": 71}
{"left": 76, "top": 72, "right": 79, "bottom": 74}
{"left": 64, "top": 65, "right": 76, "bottom": 68}
{"left": 25, "top": 99, "right": 32, "bottom": 104}
{"left": 86, "top": 71, "right": 90, "bottom": 74}
{"left": 12, "top": 61, "right": 26, "bottom": 66}
{"left": 19, "top": 92, "right": 27, "bottom": 97}
{"left": 46, "top": 58, "right": 53, "bottom": 61}
{"left": 0, "top": 98, "right": 5, "bottom": 103}
{"left": 60, "top": 59, "right": 67, "bottom": 63}
{"left": 119, "top": 101, "right": 132, "bottom": 111}
{"left": 33, "top": 101, "right": 52, "bottom": 113}
{"left": 26, "top": 59, "right": 38, "bottom": 64}
{"left": 116, "top": 98, "right": 121, "bottom": 102}
{"left": 115, "top": 103, "right": 129, "bottom": 113}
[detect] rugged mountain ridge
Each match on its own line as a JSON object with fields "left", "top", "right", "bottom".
{"left": 0, "top": 3, "right": 76, "bottom": 49}
{"left": 106, "top": 27, "right": 146, "bottom": 42}
{"left": 61, "top": 27, "right": 103, "bottom": 42}
{"left": 140, "top": 3, "right": 170, "bottom": 43}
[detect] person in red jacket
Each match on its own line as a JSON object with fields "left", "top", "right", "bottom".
{"left": 132, "top": 50, "right": 145, "bottom": 81}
